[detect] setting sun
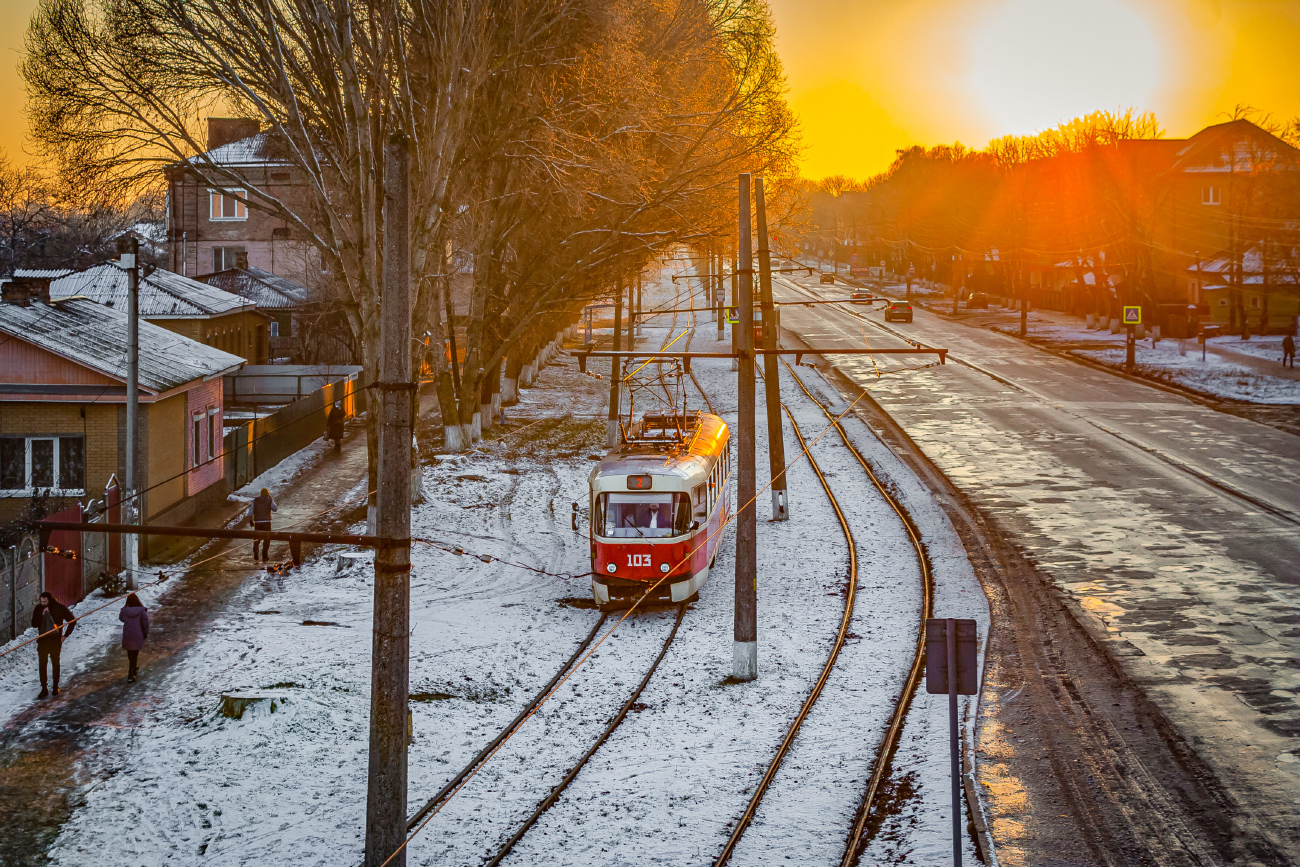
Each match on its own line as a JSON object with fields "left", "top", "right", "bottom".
{"left": 969, "top": 0, "right": 1163, "bottom": 134}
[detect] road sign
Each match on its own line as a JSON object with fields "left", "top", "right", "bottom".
{"left": 724, "top": 306, "right": 739, "bottom": 325}
{"left": 1123, "top": 305, "right": 1142, "bottom": 325}
{"left": 926, "top": 617, "right": 978, "bottom": 867}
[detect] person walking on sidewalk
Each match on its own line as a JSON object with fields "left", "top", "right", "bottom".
{"left": 249, "top": 488, "right": 278, "bottom": 561}
{"left": 31, "top": 591, "right": 75, "bottom": 698}
{"left": 327, "top": 401, "right": 346, "bottom": 452}
{"left": 118, "top": 593, "right": 149, "bottom": 683}
{"left": 1283, "top": 333, "right": 1295, "bottom": 368}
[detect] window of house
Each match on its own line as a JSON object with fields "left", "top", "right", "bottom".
{"left": 1202, "top": 186, "right": 1221, "bottom": 205}
{"left": 192, "top": 415, "right": 204, "bottom": 468}
{"left": 212, "top": 246, "right": 246, "bottom": 273}
{"left": 207, "top": 409, "right": 219, "bottom": 461}
{"left": 209, "top": 189, "right": 248, "bottom": 221}
{"left": 269, "top": 320, "right": 280, "bottom": 338}
{"left": 0, "top": 436, "right": 85, "bottom": 495}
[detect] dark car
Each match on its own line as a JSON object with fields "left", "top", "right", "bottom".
{"left": 850, "top": 290, "right": 874, "bottom": 304}
{"left": 884, "top": 301, "right": 913, "bottom": 322}
{"left": 819, "top": 273, "right": 835, "bottom": 284}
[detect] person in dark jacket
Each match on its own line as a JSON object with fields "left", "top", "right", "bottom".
{"left": 31, "top": 591, "right": 75, "bottom": 698}
{"left": 1284, "top": 333, "right": 1295, "bottom": 368}
{"left": 119, "top": 593, "right": 149, "bottom": 683}
{"left": 327, "top": 402, "right": 346, "bottom": 452}
{"left": 248, "top": 488, "right": 278, "bottom": 561}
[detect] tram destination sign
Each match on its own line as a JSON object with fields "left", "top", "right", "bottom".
{"left": 627, "top": 473, "right": 653, "bottom": 490}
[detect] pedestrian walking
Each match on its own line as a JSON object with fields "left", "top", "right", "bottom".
{"left": 119, "top": 593, "right": 149, "bottom": 683}
{"left": 249, "top": 487, "right": 278, "bottom": 561}
{"left": 1283, "top": 333, "right": 1295, "bottom": 368}
{"left": 31, "top": 591, "right": 75, "bottom": 698}
{"left": 327, "top": 401, "right": 346, "bottom": 452}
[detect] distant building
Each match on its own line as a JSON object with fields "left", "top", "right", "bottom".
{"left": 45, "top": 261, "right": 272, "bottom": 363}
{"left": 0, "top": 277, "right": 244, "bottom": 552}
{"left": 196, "top": 266, "right": 355, "bottom": 363}
{"left": 164, "top": 118, "right": 321, "bottom": 284}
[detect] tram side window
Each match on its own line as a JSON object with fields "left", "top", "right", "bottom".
{"left": 693, "top": 484, "right": 707, "bottom": 520}
{"left": 597, "top": 492, "right": 691, "bottom": 537}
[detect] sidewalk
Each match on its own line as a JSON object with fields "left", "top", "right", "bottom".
{"left": 0, "top": 397, "right": 432, "bottom": 865}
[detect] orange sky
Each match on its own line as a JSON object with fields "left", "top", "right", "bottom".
{"left": 1, "top": 0, "right": 1298, "bottom": 180}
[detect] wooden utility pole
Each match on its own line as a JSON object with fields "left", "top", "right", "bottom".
{"left": 117, "top": 235, "right": 140, "bottom": 584}
{"left": 607, "top": 283, "right": 623, "bottom": 447}
{"left": 365, "top": 134, "right": 414, "bottom": 867}
{"left": 734, "top": 174, "right": 758, "bottom": 682}
{"left": 754, "top": 178, "right": 788, "bottom": 521}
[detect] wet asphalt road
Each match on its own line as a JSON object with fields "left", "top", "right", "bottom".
{"left": 773, "top": 274, "right": 1300, "bottom": 859}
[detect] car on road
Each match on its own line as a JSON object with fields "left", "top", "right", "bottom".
{"left": 850, "top": 290, "right": 874, "bottom": 304}
{"left": 884, "top": 301, "right": 913, "bottom": 322}
{"left": 819, "top": 273, "right": 835, "bottom": 284}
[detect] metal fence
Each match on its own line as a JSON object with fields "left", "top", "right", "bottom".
{"left": 225, "top": 365, "right": 363, "bottom": 407}
{"left": 225, "top": 371, "right": 366, "bottom": 492}
{"left": 2, "top": 535, "right": 42, "bottom": 645}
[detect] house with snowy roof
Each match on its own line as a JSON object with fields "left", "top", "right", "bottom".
{"left": 0, "top": 278, "right": 244, "bottom": 553}
{"left": 46, "top": 260, "right": 272, "bottom": 363}
{"left": 164, "top": 118, "right": 322, "bottom": 286}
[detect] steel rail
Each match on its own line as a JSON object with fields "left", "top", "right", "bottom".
{"left": 405, "top": 612, "right": 610, "bottom": 831}
{"left": 712, "top": 384, "right": 859, "bottom": 867}
{"left": 481, "top": 602, "right": 688, "bottom": 867}
{"left": 781, "top": 361, "right": 935, "bottom": 867}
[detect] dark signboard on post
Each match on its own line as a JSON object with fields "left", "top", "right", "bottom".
{"left": 925, "top": 618, "right": 978, "bottom": 695}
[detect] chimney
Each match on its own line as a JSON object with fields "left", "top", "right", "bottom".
{"left": 2, "top": 275, "right": 52, "bottom": 307}
{"left": 207, "top": 117, "right": 262, "bottom": 151}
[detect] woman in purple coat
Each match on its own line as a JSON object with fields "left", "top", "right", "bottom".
{"left": 119, "top": 593, "right": 149, "bottom": 683}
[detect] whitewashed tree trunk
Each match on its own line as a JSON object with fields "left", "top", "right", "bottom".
{"left": 469, "top": 411, "right": 482, "bottom": 442}
{"left": 491, "top": 391, "right": 502, "bottom": 422}
{"left": 479, "top": 402, "right": 492, "bottom": 430}
{"left": 502, "top": 377, "right": 519, "bottom": 405}
{"left": 443, "top": 424, "right": 467, "bottom": 453}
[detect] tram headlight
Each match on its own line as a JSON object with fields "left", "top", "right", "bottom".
{"left": 660, "top": 563, "right": 670, "bottom": 573}
{"left": 606, "top": 562, "right": 617, "bottom": 574}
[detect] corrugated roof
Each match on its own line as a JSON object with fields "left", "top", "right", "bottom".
{"left": 51, "top": 262, "right": 256, "bottom": 318}
{"left": 187, "top": 133, "right": 289, "bottom": 167}
{"left": 0, "top": 297, "right": 245, "bottom": 393}
{"left": 199, "top": 266, "right": 310, "bottom": 310}
{"left": 13, "top": 268, "right": 75, "bottom": 280}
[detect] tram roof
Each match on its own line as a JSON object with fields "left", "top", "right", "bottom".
{"left": 591, "top": 413, "right": 728, "bottom": 484}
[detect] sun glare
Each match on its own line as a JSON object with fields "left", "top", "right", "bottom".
{"left": 970, "top": 0, "right": 1163, "bottom": 136}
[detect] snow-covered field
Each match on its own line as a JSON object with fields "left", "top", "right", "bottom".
{"left": 5, "top": 261, "right": 991, "bottom": 866}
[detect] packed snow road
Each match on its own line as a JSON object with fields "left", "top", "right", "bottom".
{"left": 774, "top": 271, "right": 1300, "bottom": 863}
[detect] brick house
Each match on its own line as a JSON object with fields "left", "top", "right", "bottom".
{"left": 165, "top": 118, "right": 321, "bottom": 285}
{"left": 0, "top": 277, "right": 244, "bottom": 557}
{"left": 45, "top": 260, "right": 272, "bottom": 363}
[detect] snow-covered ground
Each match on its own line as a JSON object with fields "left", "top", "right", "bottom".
{"left": 6, "top": 259, "right": 991, "bottom": 866}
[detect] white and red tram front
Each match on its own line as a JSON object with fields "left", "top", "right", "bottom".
{"left": 589, "top": 414, "right": 731, "bottom": 607}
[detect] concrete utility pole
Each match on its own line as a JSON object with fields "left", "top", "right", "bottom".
{"left": 730, "top": 251, "right": 740, "bottom": 371}
{"left": 715, "top": 252, "right": 725, "bottom": 338}
{"left": 365, "top": 134, "right": 414, "bottom": 867}
{"left": 754, "top": 178, "right": 788, "bottom": 521}
{"left": 607, "top": 283, "right": 623, "bottom": 447}
{"left": 635, "top": 275, "right": 644, "bottom": 338}
{"left": 117, "top": 235, "right": 140, "bottom": 585}
{"left": 733, "top": 174, "right": 758, "bottom": 682}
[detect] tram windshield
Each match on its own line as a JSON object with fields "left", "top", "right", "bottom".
{"left": 596, "top": 492, "right": 691, "bottom": 538}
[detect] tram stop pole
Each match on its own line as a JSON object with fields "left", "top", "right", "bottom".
{"left": 754, "top": 177, "right": 788, "bottom": 521}
{"left": 607, "top": 282, "right": 623, "bottom": 447}
{"left": 925, "top": 617, "right": 979, "bottom": 867}
{"left": 734, "top": 173, "right": 758, "bottom": 682}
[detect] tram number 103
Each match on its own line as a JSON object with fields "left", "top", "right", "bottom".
{"left": 627, "top": 554, "right": 652, "bottom": 567}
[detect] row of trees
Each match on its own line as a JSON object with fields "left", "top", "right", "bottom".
{"left": 793, "top": 108, "right": 1300, "bottom": 332}
{"left": 0, "top": 152, "right": 164, "bottom": 276}
{"left": 24, "top": 0, "right": 799, "bottom": 460}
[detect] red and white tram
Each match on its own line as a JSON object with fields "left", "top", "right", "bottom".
{"left": 589, "top": 411, "right": 731, "bottom": 607}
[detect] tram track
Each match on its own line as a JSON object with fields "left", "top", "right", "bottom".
{"left": 709, "top": 353, "right": 934, "bottom": 866}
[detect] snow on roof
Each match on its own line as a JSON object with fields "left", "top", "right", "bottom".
{"left": 0, "top": 297, "right": 244, "bottom": 393}
{"left": 187, "top": 133, "right": 290, "bottom": 168}
{"left": 51, "top": 262, "right": 257, "bottom": 318}
{"left": 1187, "top": 247, "right": 1300, "bottom": 284}
{"left": 198, "top": 266, "right": 311, "bottom": 310}
{"left": 13, "top": 268, "right": 75, "bottom": 279}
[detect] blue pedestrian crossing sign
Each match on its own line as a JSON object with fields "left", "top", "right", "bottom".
{"left": 1123, "top": 306, "right": 1142, "bottom": 325}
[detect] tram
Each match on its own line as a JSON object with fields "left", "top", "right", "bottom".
{"left": 589, "top": 410, "right": 731, "bottom": 608}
